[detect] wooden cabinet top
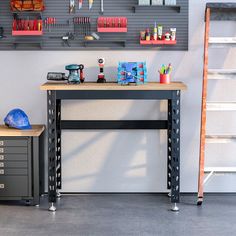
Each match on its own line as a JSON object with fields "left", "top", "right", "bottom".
{"left": 40, "top": 82, "right": 187, "bottom": 91}
{"left": 0, "top": 125, "right": 45, "bottom": 137}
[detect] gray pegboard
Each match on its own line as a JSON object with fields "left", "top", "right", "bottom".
{"left": 0, "top": 0, "right": 188, "bottom": 50}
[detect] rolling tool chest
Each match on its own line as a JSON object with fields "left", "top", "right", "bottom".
{"left": 0, "top": 125, "right": 45, "bottom": 206}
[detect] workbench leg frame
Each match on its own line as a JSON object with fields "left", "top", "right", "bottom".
{"left": 56, "top": 100, "right": 62, "bottom": 191}
{"left": 47, "top": 90, "right": 57, "bottom": 208}
{"left": 170, "top": 90, "right": 181, "bottom": 208}
{"left": 167, "top": 100, "right": 172, "bottom": 191}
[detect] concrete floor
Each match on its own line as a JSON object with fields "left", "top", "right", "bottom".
{"left": 0, "top": 194, "right": 235, "bottom": 236}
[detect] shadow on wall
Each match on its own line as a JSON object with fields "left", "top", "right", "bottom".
{"left": 62, "top": 101, "right": 167, "bottom": 192}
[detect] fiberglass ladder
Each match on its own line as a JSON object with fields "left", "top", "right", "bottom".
{"left": 198, "top": 2, "right": 236, "bottom": 206}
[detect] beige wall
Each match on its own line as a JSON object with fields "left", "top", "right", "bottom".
{"left": 1, "top": 0, "right": 236, "bottom": 192}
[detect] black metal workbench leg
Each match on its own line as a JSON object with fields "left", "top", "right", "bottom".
{"left": 167, "top": 100, "right": 172, "bottom": 198}
{"left": 47, "top": 90, "right": 57, "bottom": 211}
{"left": 170, "top": 90, "right": 181, "bottom": 212}
{"left": 56, "top": 100, "right": 62, "bottom": 198}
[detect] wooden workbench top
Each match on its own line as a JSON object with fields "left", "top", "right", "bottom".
{"left": 40, "top": 82, "right": 187, "bottom": 91}
{"left": 0, "top": 125, "right": 45, "bottom": 137}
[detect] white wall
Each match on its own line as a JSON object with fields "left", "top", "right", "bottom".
{"left": 1, "top": 0, "right": 236, "bottom": 193}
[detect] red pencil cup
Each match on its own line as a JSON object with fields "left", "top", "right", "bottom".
{"left": 160, "top": 74, "right": 171, "bottom": 84}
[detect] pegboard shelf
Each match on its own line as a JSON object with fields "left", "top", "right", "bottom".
{"left": 97, "top": 28, "right": 128, "bottom": 33}
{"left": 13, "top": 40, "right": 42, "bottom": 49}
{"left": 83, "top": 39, "right": 126, "bottom": 47}
{"left": 12, "top": 31, "right": 43, "bottom": 36}
{"left": 133, "top": 5, "right": 181, "bottom": 13}
{"left": 140, "top": 39, "right": 177, "bottom": 45}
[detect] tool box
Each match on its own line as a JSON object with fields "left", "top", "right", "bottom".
{"left": 117, "top": 62, "right": 147, "bottom": 85}
{"left": 0, "top": 125, "right": 45, "bottom": 206}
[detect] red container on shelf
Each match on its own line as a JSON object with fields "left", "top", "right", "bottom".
{"left": 140, "top": 38, "right": 177, "bottom": 45}
{"left": 12, "top": 19, "right": 43, "bottom": 36}
{"left": 97, "top": 17, "right": 128, "bottom": 33}
{"left": 160, "top": 74, "right": 171, "bottom": 84}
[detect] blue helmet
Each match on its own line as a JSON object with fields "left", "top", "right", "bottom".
{"left": 4, "top": 109, "right": 32, "bottom": 130}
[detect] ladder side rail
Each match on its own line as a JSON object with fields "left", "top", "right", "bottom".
{"left": 198, "top": 7, "right": 211, "bottom": 204}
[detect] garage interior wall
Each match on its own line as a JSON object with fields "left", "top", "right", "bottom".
{"left": 0, "top": 0, "right": 236, "bottom": 193}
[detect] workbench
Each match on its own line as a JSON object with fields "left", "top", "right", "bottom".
{"left": 40, "top": 82, "right": 187, "bottom": 212}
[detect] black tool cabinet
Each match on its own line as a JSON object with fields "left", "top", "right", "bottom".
{"left": 0, "top": 125, "right": 45, "bottom": 206}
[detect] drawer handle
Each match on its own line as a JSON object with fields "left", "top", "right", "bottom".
{"left": 0, "top": 155, "right": 4, "bottom": 161}
{"left": 0, "top": 141, "right": 4, "bottom": 146}
{"left": 0, "top": 162, "right": 4, "bottom": 168}
{"left": 0, "top": 184, "right": 4, "bottom": 189}
{"left": 0, "top": 148, "right": 4, "bottom": 153}
{"left": 0, "top": 169, "right": 4, "bottom": 175}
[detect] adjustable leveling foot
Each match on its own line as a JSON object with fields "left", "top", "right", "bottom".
{"left": 57, "top": 190, "right": 61, "bottom": 198}
{"left": 48, "top": 203, "right": 56, "bottom": 212}
{"left": 171, "top": 203, "right": 179, "bottom": 212}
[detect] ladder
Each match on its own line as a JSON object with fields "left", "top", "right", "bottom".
{"left": 198, "top": 2, "right": 236, "bottom": 206}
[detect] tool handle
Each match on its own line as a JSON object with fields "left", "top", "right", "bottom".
{"left": 100, "top": 0, "right": 104, "bottom": 14}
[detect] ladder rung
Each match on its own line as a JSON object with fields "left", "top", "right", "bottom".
{"left": 206, "top": 102, "right": 236, "bottom": 111}
{"left": 208, "top": 69, "right": 236, "bottom": 80}
{"left": 209, "top": 37, "right": 236, "bottom": 45}
{"left": 206, "top": 3, "right": 236, "bottom": 10}
{"left": 206, "top": 135, "right": 236, "bottom": 143}
{"left": 205, "top": 167, "right": 236, "bottom": 173}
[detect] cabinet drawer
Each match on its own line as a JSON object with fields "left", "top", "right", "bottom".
{"left": 0, "top": 147, "right": 28, "bottom": 154}
{"left": 0, "top": 176, "right": 28, "bottom": 197}
{"left": 0, "top": 154, "right": 28, "bottom": 161}
{"left": 0, "top": 139, "right": 28, "bottom": 147}
{"left": 0, "top": 162, "right": 27, "bottom": 168}
{"left": 0, "top": 169, "right": 28, "bottom": 176}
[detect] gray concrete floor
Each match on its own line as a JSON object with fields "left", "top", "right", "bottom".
{"left": 0, "top": 194, "right": 235, "bottom": 236}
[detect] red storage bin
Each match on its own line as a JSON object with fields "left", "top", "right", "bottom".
{"left": 97, "top": 17, "right": 128, "bottom": 33}
{"left": 12, "top": 19, "right": 43, "bottom": 36}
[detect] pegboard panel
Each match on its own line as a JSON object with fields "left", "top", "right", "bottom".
{"left": 0, "top": 0, "right": 188, "bottom": 50}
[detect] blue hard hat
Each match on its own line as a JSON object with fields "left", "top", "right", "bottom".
{"left": 4, "top": 109, "right": 32, "bottom": 130}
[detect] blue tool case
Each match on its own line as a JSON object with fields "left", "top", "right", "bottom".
{"left": 117, "top": 62, "right": 147, "bottom": 85}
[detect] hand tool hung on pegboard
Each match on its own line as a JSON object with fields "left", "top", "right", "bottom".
{"left": 100, "top": 0, "right": 104, "bottom": 14}
{"left": 89, "top": 0, "right": 93, "bottom": 10}
{"left": 69, "top": 0, "right": 75, "bottom": 13}
{"left": 73, "top": 17, "right": 91, "bottom": 37}
{"left": 50, "top": 32, "right": 75, "bottom": 47}
{"left": 79, "top": 0, "right": 83, "bottom": 9}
